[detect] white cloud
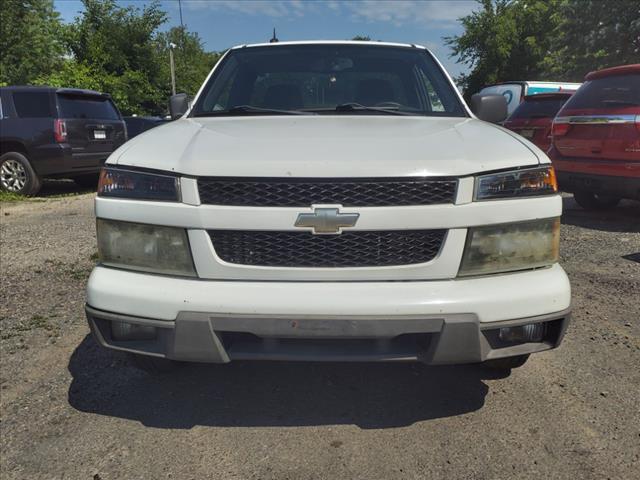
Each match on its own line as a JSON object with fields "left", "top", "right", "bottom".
{"left": 182, "top": 0, "right": 309, "bottom": 18}
{"left": 345, "top": 1, "right": 477, "bottom": 27}
{"left": 181, "top": 0, "right": 476, "bottom": 25}
{"left": 422, "top": 40, "right": 441, "bottom": 53}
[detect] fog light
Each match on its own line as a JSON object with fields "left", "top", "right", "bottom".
{"left": 499, "top": 323, "right": 546, "bottom": 343}
{"left": 111, "top": 321, "right": 157, "bottom": 341}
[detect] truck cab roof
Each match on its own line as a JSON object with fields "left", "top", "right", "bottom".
{"left": 230, "top": 40, "right": 429, "bottom": 51}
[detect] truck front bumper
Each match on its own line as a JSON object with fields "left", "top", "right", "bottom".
{"left": 85, "top": 265, "right": 571, "bottom": 365}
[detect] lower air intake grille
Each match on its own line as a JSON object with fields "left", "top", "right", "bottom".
{"left": 208, "top": 230, "right": 446, "bottom": 268}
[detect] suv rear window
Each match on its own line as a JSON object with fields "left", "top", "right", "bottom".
{"left": 562, "top": 74, "right": 640, "bottom": 110}
{"left": 509, "top": 96, "right": 570, "bottom": 120}
{"left": 57, "top": 95, "right": 120, "bottom": 120}
{"left": 13, "top": 92, "right": 53, "bottom": 118}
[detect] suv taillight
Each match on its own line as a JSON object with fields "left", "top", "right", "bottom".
{"left": 54, "top": 119, "right": 67, "bottom": 143}
{"left": 551, "top": 118, "right": 570, "bottom": 137}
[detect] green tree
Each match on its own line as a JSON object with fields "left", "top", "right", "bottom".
{"left": 4, "top": 0, "right": 223, "bottom": 114}
{"left": 35, "top": 60, "right": 102, "bottom": 91}
{"left": 58, "top": 0, "right": 168, "bottom": 114}
{"left": 445, "top": 0, "right": 562, "bottom": 97}
{"left": 544, "top": 0, "right": 640, "bottom": 80}
{"left": 0, "top": 0, "right": 65, "bottom": 85}
{"left": 65, "top": 0, "right": 166, "bottom": 76}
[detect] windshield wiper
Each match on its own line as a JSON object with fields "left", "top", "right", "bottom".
{"left": 332, "top": 102, "right": 413, "bottom": 116}
{"left": 193, "top": 105, "right": 314, "bottom": 117}
{"left": 304, "top": 103, "right": 413, "bottom": 116}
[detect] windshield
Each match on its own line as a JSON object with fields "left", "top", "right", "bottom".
{"left": 192, "top": 44, "right": 467, "bottom": 117}
{"left": 508, "top": 96, "right": 570, "bottom": 120}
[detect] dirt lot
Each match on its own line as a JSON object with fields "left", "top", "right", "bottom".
{"left": 1, "top": 189, "right": 639, "bottom": 480}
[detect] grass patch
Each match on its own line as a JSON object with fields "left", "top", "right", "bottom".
{"left": 13, "top": 314, "right": 55, "bottom": 333}
{"left": 67, "top": 265, "right": 93, "bottom": 280}
{"left": 30, "top": 315, "right": 47, "bottom": 327}
{"left": 0, "top": 190, "right": 27, "bottom": 202}
{"left": 46, "top": 188, "right": 94, "bottom": 199}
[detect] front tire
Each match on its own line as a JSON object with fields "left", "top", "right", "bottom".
{"left": 573, "top": 191, "right": 621, "bottom": 210}
{"left": 483, "top": 354, "right": 530, "bottom": 371}
{"left": 0, "top": 152, "right": 42, "bottom": 196}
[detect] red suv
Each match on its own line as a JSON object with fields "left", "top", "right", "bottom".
{"left": 549, "top": 64, "right": 640, "bottom": 209}
{"left": 504, "top": 92, "right": 573, "bottom": 152}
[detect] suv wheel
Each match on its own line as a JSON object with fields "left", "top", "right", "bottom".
{"left": 0, "top": 152, "right": 42, "bottom": 196}
{"left": 72, "top": 173, "right": 100, "bottom": 188}
{"left": 573, "top": 191, "right": 621, "bottom": 210}
{"left": 483, "top": 354, "right": 530, "bottom": 371}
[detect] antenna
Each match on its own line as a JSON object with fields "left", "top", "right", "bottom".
{"left": 178, "top": 0, "right": 184, "bottom": 29}
{"left": 270, "top": 28, "right": 279, "bottom": 43}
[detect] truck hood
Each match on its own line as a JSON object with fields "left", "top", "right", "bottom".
{"left": 111, "top": 116, "right": 543, "bottom": 177}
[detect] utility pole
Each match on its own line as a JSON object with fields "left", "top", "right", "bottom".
{"left": 169, "top": 42, "right": 177, "bottom": 95}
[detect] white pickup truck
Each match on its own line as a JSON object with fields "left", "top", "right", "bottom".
{"left": 86, "top": 41, "right": 571, "bottom": 373}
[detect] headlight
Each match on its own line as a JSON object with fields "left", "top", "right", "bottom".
{"left": 475, "top": 166, "right": 557, "bottom": 200}
{"left": 458, "top": 218, "right": 560, "bottom": 277}
{"left": 98, "top": 167, "right": 180, "bottom": 201}
{"left": 97, "top": 219, "right": 196, "bottom": 277}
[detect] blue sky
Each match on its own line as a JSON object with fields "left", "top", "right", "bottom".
{"left": 54, "top": 0, "right": 477, "bottom": 78}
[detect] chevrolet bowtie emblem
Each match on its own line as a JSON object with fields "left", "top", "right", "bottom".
{"left": 295, "top": 207, "right": 360, "bottom": 235}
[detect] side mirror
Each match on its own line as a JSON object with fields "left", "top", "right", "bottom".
{"left": 169, "top": 93, "right": 189, "bottom": 120}
{"left": 470, "top": 94, "right": 508, "bottom": 123}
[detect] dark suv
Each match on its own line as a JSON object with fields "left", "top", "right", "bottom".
{"left": 0, "top": 86, "right": 127, "bottom": 195}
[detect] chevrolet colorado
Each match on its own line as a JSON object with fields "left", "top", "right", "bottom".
{"left": 86, "top": 41, "right": 571, "bottom": 373}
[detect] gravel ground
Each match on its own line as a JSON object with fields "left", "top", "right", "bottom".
{"left": 1, "top": 190, "right": 639, "bottom": 480}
